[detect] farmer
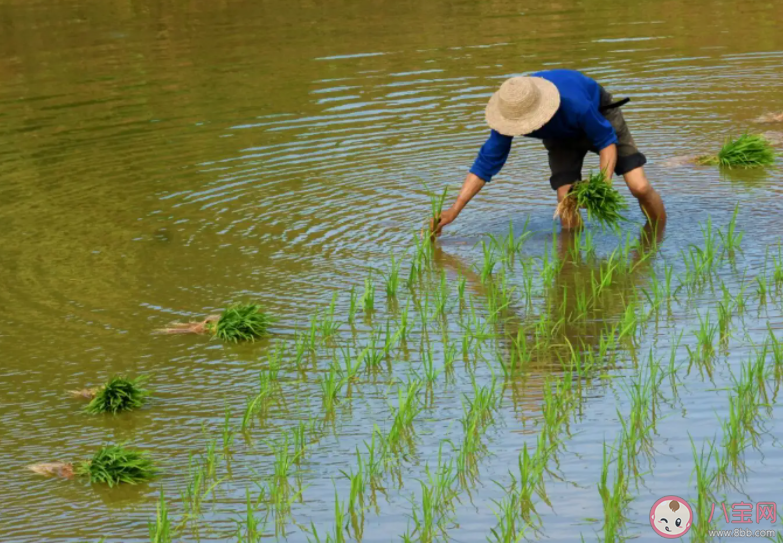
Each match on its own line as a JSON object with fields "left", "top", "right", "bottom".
{"left": 431, "top": 69, "right": 666, "bottom": 233}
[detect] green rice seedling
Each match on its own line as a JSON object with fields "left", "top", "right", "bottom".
{"left": 358, "top": 328, "right": 385, "bottom": 371}
{"left": 236, "top": 487, "right": 264, "bottom": 543}
{"left": 721, "top": 394, "right": 750, "bottom": 476}
{"left": 202, "top": 433, "right": 218, "bottom": 479}
{"left": 242, "top": 371, "right": 274, "bottom": 432}
{"left": 75, "top": 444, "right": 157, "bottom": 487}
{"left": 319, "top": 293, "right": 341, "bottom": 340}
{"left": 489, "top": 219, "right": 532, "bottom": 269}
{"left": 667, "top": 330, "right": 684, "bottom": 400}
{"left": 686, "top": 311, "right": 717, "bottom": 370}
{"left": 383, "top": 319, "right": 401, "bottom": 357}
{"left": 148, "top": 488, "right": 172, "bottom": 543}
{"left": 567, "top": 171, "right": 627, "bottom": 227}
{"left": 308, "top": 490, "right": 347, "bottom": 543}
{"left": 340, "top": 464, "right": 366, "bottom": 538}
{"left": 426, "top": 184, "right": 449, "bottom": 236}
{"left": 362, "top": 274, "right": 375, "bottom": 314}
{"left": 222, "top": 404, "right": 235, "bottom": 459}
{"left": 338, "top": 345, "right": 361, "bottom": 381}
{"left": 387, "top": 379, "right": 423, "bottom": 453}
{"left": 348, "top": 286, "right": 358, "bottom": 325}
{"left": 268, "top": 432, "right": 302, "bottom": 485}
{"left": 397, "top": 301, "right": 410, "bottom": 342}
{"left": 717, "top": 203, "right": 743, "bottom": 255}
{"left": 443, "top": 342, "right": 457, "bottom": 379}
{"left": 85, "top": 375, "right": 150, "bottom": 415}
{"left": 757, "top": 274, "right": 768, "bottom": 303}
{"left": 689, "top": 436, "right": 718, "bottom": 542}
{"left": 213, "top": 303, "right": 274, "bottom": 342}
{"left": 433, "top": 270, "right": 449, "bottom": 317}
{"left": 406, "top": 255, "right": 420, "bottom": 289}
{"left": 697, "top": 133, "right": 777, "bottom": 168}
{"left": 479, "top": 240, "right": 500, "bottom": 283}
{"left": 717, "top": 284, "right": 733, "bottom": 344}
{"left": 597, "top": 441, "right": 630, "bottom": 542}
{"left": 456, "top": 273, "right": 467, "bottom": 307}
{"left": 320, "top": 366, "right": 347, "bottom": 413}
{"left": 385, "top": 252, "right": 401, "bottom": 298}
{"left": 408, "top": 447, "right": 459, "bottom": 542}
{"left": 508, "top": 442, "right": 549, "bottom": 525}
{"left": 488, "top": 489, "right": 526, "bottom": 543}
{"left": 292, "top": 420, "right": 314, "bottom": 464}
{"left": 420, "top": 346, "right": 441, "bottom": 384}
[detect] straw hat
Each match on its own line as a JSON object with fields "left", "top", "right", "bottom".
{"left": 485, "top": 76, "right": 561, "bottom": 136}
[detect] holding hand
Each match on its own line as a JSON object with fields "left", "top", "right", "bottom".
{"left": 430, "top": 207, "right": 458, "bottom": 239}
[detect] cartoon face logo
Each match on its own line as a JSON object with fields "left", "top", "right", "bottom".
{"left": 650, "top": 496, "right": 692, "bottom": 538}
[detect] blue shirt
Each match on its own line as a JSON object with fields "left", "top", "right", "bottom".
{"left": 470, "top": 69, "right": 618, "bottom": 182}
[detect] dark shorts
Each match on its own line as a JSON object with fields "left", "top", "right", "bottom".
{"left": 543, "top": 86, "right": 647, "bottom": 191}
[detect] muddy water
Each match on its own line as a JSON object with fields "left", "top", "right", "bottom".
{"left": 2, "top": 0, "right": 783, "bottom": 541}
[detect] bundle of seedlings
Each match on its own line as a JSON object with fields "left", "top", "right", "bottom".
{"left": 554, "top": 171, "right": 627, "bottom": 227}
{"left": 70, "top": 375, "right": 150, "bottom": 415}
{"left": 155, "top": 303, "right": 274, "bottom": 342}
{"left": 28, "top": 444, "right": 158, "bottom": 487}
{"left": 697, "top": 133, "right": 776, "bottom": 168}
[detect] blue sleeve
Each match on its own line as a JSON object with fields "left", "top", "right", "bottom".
{"left": 580, "top": 106, "right": 618, "bottom": 151}
{"left": 469, "top": 130, "right": 513, "bottom": 182}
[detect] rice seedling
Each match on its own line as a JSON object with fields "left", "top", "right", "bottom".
{"left": 222, "top": 404, "right": 235, "bottom": 453}
{"left": 456, "top": 273, "right": 467, "bottom": 307}
{"left": 717, "top": 203, "right": 743, "bottom": 255}
{"left": 562, "top": 171, "right": 627, "bottom": 227}
{"left": 433, "top": 270, "right": 449, "bottom": 317}
{"left": 757, "top": 274, "right": 768, "bottom": 303}
{"left": 340, "top": 464, "right": 366, "bottom": 538}
{"left": 75, "top": 444, "right": 158, "bottom": 487}
{"left": 420, "top": 345, "right": 441, "bottom": 384}
{"left": 385, "top": 252, "right": 401, "bottom": 298}
{"left": 697, "top": 133, "right": 777, "bottom": 168}
{"left": 148, "top": 488, "right": 172, "bottom": 543}
{"left": 689, "top": 436, "right": 718, "bottom": 542}
{"left": 686, "top": 311, "right": 717, "bottom": 370}
{"left": 405, "top": 445, "right": 459, "bottom": 543}
{"left": 488, "top": 489, "right": 526, "bottom": 543}
{"left": 236, "top": 487, "right": 264, "bottom": 543}
{"left": 426, "top": 184, "right": 449, "bottom": 237}
{"left": 387, "top": 379, "right": 424, "bottom": 453}
{"left": 320, "top": 366, "right": 347, "bottom": 413}
{"left": 479, "top": 240, "right": 500, "bottom": 283}
{"left": 489, "top": 219, "right": 532, "bottom": 268}
{"left": 242, "top": 370, "right": 275, "bottom": 432}
{"left": 308, "top": 490, "right": 347, "bottom": 543}
{"left": 319, "top": 293, "right": 341, "bottom": 340}
{"left": 213, "top": 303, "right": 274, "bottom": 343}
{"left": 597, "top": 441, "right": 631, "bottom": 542}
{"left": 348, "top": 286, "right": 358, "bottom": 324}
{"left": 362, "top": 274, "right": 375, "bottom": 314}
{"left": 267, "top": 432, "right": 303, "bottom": 486}
{"left": 84, "top": 375, "right": 150, "bottom": 415}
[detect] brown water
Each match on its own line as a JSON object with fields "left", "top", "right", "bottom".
{"left": 2, "top": 0, "right": 783, "bottom": 541}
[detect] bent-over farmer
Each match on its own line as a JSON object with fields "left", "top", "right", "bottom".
{"left": 432, "top": 69, "right": 666, "bottom": 233}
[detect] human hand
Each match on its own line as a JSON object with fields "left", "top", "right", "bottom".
{"left": 429, "top": 207, "right": 459, "bottom": 239}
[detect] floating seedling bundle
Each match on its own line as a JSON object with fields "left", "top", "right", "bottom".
{"left": 28, "top": 444, "right": 158, "bottom": 487}
{"left": 555, "top": 171, "right": 627, "bottom": 227}
{"left": 697, "top": 133, "right": 777, "bottom": 168}
{"left": 72, "top": 375, "right": 150, "bottom": 415}
{"left": 213, "top": 303, "right": 274, "bottom": 342}
{"left": 156, "top": 303, "right": 274, "bottom": 342}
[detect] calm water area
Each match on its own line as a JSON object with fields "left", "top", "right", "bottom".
{"left": 2, "top": 0, "right": 783, "bottom": 541}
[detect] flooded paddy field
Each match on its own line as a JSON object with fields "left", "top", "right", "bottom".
{"left": 1, "top": 0, "right": 783, "bottom": 541}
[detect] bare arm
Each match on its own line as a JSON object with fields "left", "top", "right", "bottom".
{"left": 599, "top": 144, "right": 618, "bottom": 181}
{"left": 431, "top": 173, "right": 486, "bottom": 236}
